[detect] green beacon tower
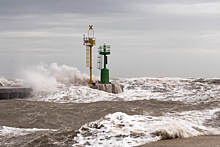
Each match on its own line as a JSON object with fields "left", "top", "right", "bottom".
{"left": 97, "top": 43, "right": 111, "bottom": 84}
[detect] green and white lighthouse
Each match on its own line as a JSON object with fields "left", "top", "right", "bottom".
{"left": 97, "top": 43, "right": 111, "bottom": 84}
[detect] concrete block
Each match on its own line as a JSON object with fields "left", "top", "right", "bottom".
{"left": 89, "top": 82, "right": 123, "bottom": 94}
{"left": 0, "top": 87, "right": 32, "bottom": 99}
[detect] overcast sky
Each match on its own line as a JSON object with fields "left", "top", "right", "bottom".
{"left": 0, "top": 0, "right": 220, "bottom": 78}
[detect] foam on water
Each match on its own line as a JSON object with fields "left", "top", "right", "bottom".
{"left": 31, "top": 85, "right": 115, "bottom": 103}
{"left": 31, "top": 76, "right": 220, "bottom": 104}
{"left": 118, "top": 77, "right": 220, "bottom": 103}
{"left": 0, "top": 126, "right": 53, "bottom": 137}
{"left": 73, "top": 108, "right": 220, "bottom": 147}
{"left": 1, "top": 63, "right": 220, "bottom": 104}
{"left": 1, "top": 63, "right": 220, "bottom": 146}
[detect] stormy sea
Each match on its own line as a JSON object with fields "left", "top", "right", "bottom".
{"left": 0, "top": 63, "right": 220, "bottom": 147}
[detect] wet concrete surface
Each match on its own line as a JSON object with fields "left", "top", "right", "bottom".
{"left": 137, "top": 136, "right": 220, "bottom": 147}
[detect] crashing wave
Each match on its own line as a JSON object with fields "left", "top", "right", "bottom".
{"left": 1, "top": 63, "right": 220, "bottom": 104}
{"left": 21, "top": 63, "right": 90, "bottom": 92}
{"left": 73, "top": 109, "right": 220, "bottom": 147}
{"left": 30, "top": 76, "right": 220, "bottom": 104}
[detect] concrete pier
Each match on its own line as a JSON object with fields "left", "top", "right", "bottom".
{"left": 90, "top": 82, "right": 124, "bottom": 94}
{"left": 0, "top": 87, "right": 32, "bottom": 99}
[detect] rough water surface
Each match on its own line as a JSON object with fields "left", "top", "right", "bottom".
{"left": 0, "top": 64, "right": 220, "bottom": 147}
{"left": 0, "top": 99, "right": 220, "bottom": 147}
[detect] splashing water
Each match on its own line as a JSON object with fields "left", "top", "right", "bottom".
{"left": 29, "top": 76, "right": 220, "bottom": 104}
{"left": 1, "top": 63, "right": 220, "bottom": 147}
{"left": 1, "top": 63, "right": 220, "bottom": 104}
{"left": 21, "top": 63, "right": 89, "bottom": 92}
{"left": 74, "top": 109, "right": 220, "bottom": 147}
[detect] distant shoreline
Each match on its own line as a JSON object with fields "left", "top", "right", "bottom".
{"left": 137, "top": 135, "right": 220, "bottom": 147}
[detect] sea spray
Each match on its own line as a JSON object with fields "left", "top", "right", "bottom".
{"left": 0, "top": 77, "right": 23, "bottom": 87}
{"left": 3, "top": 64, "right": 220, "bottom": 104}
{"left": 21, "top": 63, "right": 90, "bottom": 92}
{"left": 28, "top": 76, "right": 220, "bottom": 104}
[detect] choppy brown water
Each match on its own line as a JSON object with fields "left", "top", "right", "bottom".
{"left": 1, "top": 77, "right": 220, "bottom": 146}
{"left": 0, "top": 99, "right": 220, "bottom": 147}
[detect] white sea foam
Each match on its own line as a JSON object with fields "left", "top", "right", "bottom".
{"left": 2, "top": 63, "right": 220, "bottom": 104}
{"left": 1, "top": 64, "right": 220, "bottom": 146}
{"left": 30, "top": 85, "right": 115, "bottom": 103}
{"left": 30, "top": 76, "right": 220, "bottom": 104}
{"left": 0, "top": 126, "right": 53, "bottom": 137}
{"left": 118, "top": 77, "right": 220, "bottom": 103}
{"left": 73, "top": 108, "right": 220, "bottom": 147}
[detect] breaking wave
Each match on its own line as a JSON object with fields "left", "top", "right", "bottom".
{"left": 1, "top": 63, "right": 220, "bottom": 146}
{"left": 28, "top": 76, "right": 220, "bottom": 104}
{"left": 21, "top": 63, "right": 90, "bottom": 92}
{"left": 74, "top": 109, "right": 220, "bottom": 147}
{"left": 1, "top": 63, "right": 220, "bottom": 104}
{"left": 119, "top": 77, "right": 220, "bottom": 103}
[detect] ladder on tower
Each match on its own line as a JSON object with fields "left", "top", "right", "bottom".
{"left": 97, "top": 46, "right": 103, "bottom": 70}
{"left": 86, "top": 46, "right": 90, "bottom": 67}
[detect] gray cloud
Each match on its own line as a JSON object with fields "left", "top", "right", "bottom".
{"left": 0, "top": 0, "right": 220, "bottom": 78}
{"left": 1, "top": 0, "right": 219, "bottom": 15}
{"left": 0, "top": 0, "right": 136, "bottom": 15}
